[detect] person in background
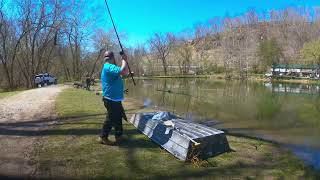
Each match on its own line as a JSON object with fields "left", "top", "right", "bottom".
{"left": 85, "top": 73, "right": 91, "bottom": 91}
{"left": 99, "top": 51, "right": 129, "bottom": 145}
{"left": 91, "top": 75, "right": 96, "bottom": 86}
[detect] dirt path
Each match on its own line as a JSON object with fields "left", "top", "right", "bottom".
{"left": 0, "top": 85, "right": 67, "bottom": 179}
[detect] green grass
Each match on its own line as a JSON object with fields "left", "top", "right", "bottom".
{"left": 37, "top": 88, "right": 320, "bottom": 179}
{"left": 0, "top": 90, "right": 22, "bottom": 99}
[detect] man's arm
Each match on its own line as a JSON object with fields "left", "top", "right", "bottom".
{"left": 120, "top": 53, "right": 129, "bottom": 76}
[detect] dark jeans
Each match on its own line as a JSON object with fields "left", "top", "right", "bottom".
{"left": 100, "top": 98, "right": 125, "bottom": 138}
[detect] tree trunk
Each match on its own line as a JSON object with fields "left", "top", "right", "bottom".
{"left": 161, "top": 57, "right": 167, "bottom": 75}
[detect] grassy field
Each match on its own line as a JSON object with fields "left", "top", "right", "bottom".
{"left": 37, "top": 88, "right": 319, "bottom": 179}
{"left": 0, "top": 90, "right": 22, "bottom": 99}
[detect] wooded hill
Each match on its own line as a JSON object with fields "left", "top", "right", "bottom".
{"left": 1, "top": 0, "right": 320, "bottom": 89}
{"left": 137, "top": 8, "right": 320, "bottom": 78}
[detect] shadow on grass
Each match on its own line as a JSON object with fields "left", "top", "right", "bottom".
{"left": 1, "top": 111, "right": 319, "bottom": 178}
{"left": 0, "top": 113, "right": 105, "bottom": 139}
{"left": 0, "top": 175, "right": 73, "bottom": 180}
{"left": 1, "top": 154, "right": 319, "bottom": 180}
{"left": 0, "top": 113, "right": 159, "bottom": 150}
{"left": 146, "top": 163, "right": 320, "bottom": 179}
{"left": 0, "top": 127, "right": 100, "bottom": 136}
{"left": 0, "top": 113, "right": 106, "bottom": 127}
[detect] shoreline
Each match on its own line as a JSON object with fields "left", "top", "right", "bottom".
{"left": 133, "top": 74, "right": 320, "bottom": 85}
{"left": 2, "top": 74, "right": 319, "bottom": 93}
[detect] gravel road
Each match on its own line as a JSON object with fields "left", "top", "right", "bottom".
{"left": 0, "top": 85, "right": 67, "bottom": 179}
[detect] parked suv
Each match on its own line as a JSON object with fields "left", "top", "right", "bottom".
{"left": 34, "top": 73, "right": 57, "bottom": 87}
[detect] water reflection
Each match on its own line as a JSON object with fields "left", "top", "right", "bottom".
{"left": 126, "top": 79, "right": 320, "bottom": 169}
{"left": 265, "top": 83, "right": 320, "bottom": 95}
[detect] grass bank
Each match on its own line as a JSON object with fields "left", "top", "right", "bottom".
{"left": 38, "top": 88, "right": 319, "bottom": 179}
{"left": 0, "top": 90, "right": 22, "bottom": 99}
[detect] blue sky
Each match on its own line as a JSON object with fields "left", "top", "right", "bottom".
{"left": 88, "top": 0, "right": 320, "bottom": 47}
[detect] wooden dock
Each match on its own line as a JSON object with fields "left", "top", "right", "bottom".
{"left": 129, "top": 112, "right": 231, "bottom": 161}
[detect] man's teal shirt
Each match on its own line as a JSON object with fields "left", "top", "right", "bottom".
{"left": 101, "top": 63, "right": 124, "bottom": 101}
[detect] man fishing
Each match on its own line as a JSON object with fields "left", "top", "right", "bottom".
{"left": 99, "top": 51, "right": 129, "bottom": 145}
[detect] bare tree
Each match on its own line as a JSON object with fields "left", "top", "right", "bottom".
{"left": 130, "top": 46, "right": 146, "bottom": 76}
{"left": 0, "top": 0, "right": 33, "bottom": 88}
{"left": 174, "top": 40, "right": 193, "bottom": 75}
{"left": 221, "top": 16, "right": 236, "bottom": 78}
{"left": 192, "top": 23, "right": 212, "bottom": 74}
{"left": 61, "top": 0, "right": 92, "bottom": 81}
{"left": 149, "top": 33, "right": 174, "bottom": 75}
{"left": 2, "top": 1, "right": 320, "bottom": 88}
{"left": 14, "top": 0, "right": 65, "bottom": 87}
{"left": 89, "top": 29, "right": 118, "bottom": 77}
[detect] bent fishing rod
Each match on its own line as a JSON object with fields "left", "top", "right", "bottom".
{"left": 104, "top": 0, "right": 136, "bottom": 86}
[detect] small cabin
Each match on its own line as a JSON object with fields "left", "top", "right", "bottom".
{"left": 269, "top": 64, "right": 320, "bottom": 78}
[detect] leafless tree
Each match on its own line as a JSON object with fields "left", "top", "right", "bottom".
{"left": 173, "top": 39, "right": 193, "bottom": 75}
{"left": 149, "top": 33, "right": 174, "bottom": 75}
{"left": 129, "top": 46, "right": 146, "bottom": 76}
{"left": 2, "top": 2, "right": 320, "bottom": 88}
{"left": 12, "top": 0, "right": 66, "bottom": 87}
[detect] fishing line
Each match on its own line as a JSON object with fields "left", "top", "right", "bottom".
{"left": 104, "top": 0, "right": 136, "bottom": 86}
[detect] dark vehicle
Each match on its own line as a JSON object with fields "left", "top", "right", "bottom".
{"left": 34, "top": 73, "right": 57, "bottom": 87}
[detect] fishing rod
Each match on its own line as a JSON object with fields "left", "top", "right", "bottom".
{"left": 104, "top": 0, "right": 136, "bottom": 86}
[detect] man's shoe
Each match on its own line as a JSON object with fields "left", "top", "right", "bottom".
{"left": 98, "top": 137, "right": 115, "bottom": 146}
{"left": 115, "top": 136, "right": 128, "bottom": 144}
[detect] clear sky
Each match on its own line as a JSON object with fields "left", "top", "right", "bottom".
{"left": 88, "top": 0, "right": 320, "bottom": 47}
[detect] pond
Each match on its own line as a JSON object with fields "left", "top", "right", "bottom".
{"left": 126, "top": 78, "right": 320, "bottom": 169}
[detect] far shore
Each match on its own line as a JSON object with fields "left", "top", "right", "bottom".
{"left": 133, "top": 74, "right": 320, "bottom": 85}
{"left": 1, "top": 74, "right": 319, "bottom": 94}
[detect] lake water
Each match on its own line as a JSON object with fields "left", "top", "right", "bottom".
{"left": 126, "top": 78, "right": 320, "bottom": 169}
